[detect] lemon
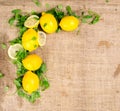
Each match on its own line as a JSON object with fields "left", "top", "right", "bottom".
{"left": 8, "top": 43, "right": 23, "bottom": 59}
{"left": 22, "top": 29, "right": 39, "bottom": 52}
{"left": 38, "top": 31, "right": 46, "bottom": 47}
{"left": 24, "top": 15, "right": 39, "bottom": 28}
{"left": 39, "top": 13, "right": 58, "bottom": 33}
{"left": 22, "top": 54, "right": 43, "bottom": 71}
{"left": 59, "top": 16, "right": 80, "bottom": 31}
{"left": 22, "top": 71, "right": 40, "bottom": 94}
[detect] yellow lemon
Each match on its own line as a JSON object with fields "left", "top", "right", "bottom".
{"left": 39, "top": 13, "right": 58, "bottom": 33}
{"left": 22, "top": 54, "right": 43, "bottom": 71}
{"left": 22, "top": 71, "right": 40, "bottom": 94}
{"left": 59, "top": 16, "right": 80, "bottom": 31}
{"left": 22, "top": 29, "right": 39, "bottom": 52}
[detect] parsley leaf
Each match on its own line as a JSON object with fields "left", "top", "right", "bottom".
{"left": 10, "top": 37, "right": 22, "bottom": 45}
{"left": 13, "top": 60, "right": 27, "bottom": 76}
{"left": 17, "top": 89, "right": 40, "bottom": 103}
{"left": 45, "top": 3, "right": 50, "bottom": 9}
{"left": 8, "top": 17, "right": 15, "bottom": 25}
{"left": 13, "top": 49, "right": 29, "bottom": 76}
{"left": 12, "top": 9, "right": 21, "bottom": 15}
{"left": 90, "top": 16, "right": 100, "bottom": 24}
{"left": 35, "top": 63, "right": 50, "bottom": 91}
{"left": 9, "top": 9, "right": 28, "bottom": 45}
{"left": 56, "top": 27, "right": 61, "bottom": 33}
{"left": 66, "top": 5, "right": 80, "bottom": 18}
{"left": 35, "top": 63, "right": 47, "bottom": 77}
{"left": 33, "top": 0, "right": 41, "bottom": 7}
{"left": 46, "top": 6, "right": 65, "bottom": 22}
{"left": 28, "top": 91, "right": 40, "bottom": 103}
{"left": 4, "top": 86, "right": 9, "bottom": 92}
{"left": 1, "top": 43, "right": 7, "bottom": 49}
{"left": 57, "top": 4, "right": 63, "bottom": 10}
{"left": 16, "top": 49, "right": 29, "bottom": 61}
{"left": 40, "top": 74, "right": 50, "bottom": 91}
{"left": 0, "top": 72, "right": 4, "bottom": 78}
{"left": 81, "top": 10, "right": 100, "bottom": 24}
{"left": 106, "top": 0, "right": 109, "bottom": 2}
{"left": 19, "top": 26, "right": 27, "bottom": 37}
{"left": 40, "top": 63, "right": 47, "bottom": 73}
{"left": 14, "top": 76, "right": 23, "bottom": 89}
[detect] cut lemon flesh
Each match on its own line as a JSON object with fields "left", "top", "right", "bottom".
{"left": 38, "top": 31, "right": 46, "bottom": 47}
{"left": 24, "top": 15, "right": 39, "bottom": 28}
{"left": 8, "top": 44, "right": 23, "bottom": 59}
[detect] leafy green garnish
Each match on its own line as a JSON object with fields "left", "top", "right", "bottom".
{"left": 46, "top": 6, "right": 65, "bottom": 22}
{"left": 35, "top": 63, "right": 49, "bottom": 91}
{"left": 66, "top": 6, "right": 72, "bottom": 15}
{"left": 57, "top": 4, "right": 63, "bottom": 10}
{"left": 12, "top": 9, "right": 21, "bottom": 15}
{"left": 13, "top": 60, "right": 27, "bottom": 76}
{"left": 19, "top": 27, "right": 27, "bottom": 37}
{"left": 81, "top": 10, "right": 100, "bottom": 24}
{"left": 14, "top": 76, "right": 23, "bottom": 89}
{"left": 33, "top": 0, "right": 41, "bottom": 7}
{"left": 90, "top": 16, "right": 100, "bottom": 24}
{"left": 31, "top": 10, "right": 41, "bottom": 16}
{"left": 13, "top": 49, "right": 29, "bottom": 76}
{"left": 16, "top": 49, "right": 29, "bottom": 61}
{"left": 10, "top": 37, "right": 22, "bottom": 45}
{"left": 106, "top": 0, "right": 109, "bottom": 2}
{"left": 9, "top": 9, "right": 21, "bottom": 25}
{"left": 4, "top": 86, "right": 9, "bottom": 92}
{"left": 1, "top": 43, "right": 7, "bottom": 49}
{"left": 56, "top": 27, "right": 61, "bottom": 33}
{"left": 8, "top": 17, "right": 15, "bottom": 25}
{"left": 35, "top": 63, "right": 47, "bottom": 77}
{"left": 8, "top": 9, "right": 28, "bottom": 44}
{"left": 45, "top": 3, "right": 50, "bottom": 9}
{"left": 17, "top": 89, "right": 40, "bottom": 103}
{"left": 40, "top": 74, "right": 50, "bottom": 91}
{"left": 66, "top": 6, "right": 80, "bottom": 18}
{"left": 0, "top": 72, "right": 4, "bottom": 78}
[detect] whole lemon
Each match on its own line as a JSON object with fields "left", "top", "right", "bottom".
{"left": 39, "top": 13, "right": 58, "bottom": 33}
{"left": 22, "top": 71, "right": 39, "bottom": 94}
{"left": 59, "top": 16, "right": 80, "bottom": 31}
{"left": 22, "top": 54, "right": 43, "bottom": 71}
{"left": 22, "top": 29, "right": 39, "bottom": 52}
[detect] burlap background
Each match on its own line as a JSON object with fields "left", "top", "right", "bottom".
{"left": 0, "top": 0, "right": 120, "bottom": 111}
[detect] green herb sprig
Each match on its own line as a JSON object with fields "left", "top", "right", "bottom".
{"left": 81, "top": 10, "right": 100, "bottom": 24}
{"left": 0, "top": 72, "right": 4, "bottom": 78}
{"left": 8, "top": 9, "right": 28, "bottom": 45}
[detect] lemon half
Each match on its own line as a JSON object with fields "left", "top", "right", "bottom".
{"left": 24, "top": 15, "right": 39, "bottom": 28}
{"left": 38, "top": 31, "right": 46, "bottom": 47}
{"left": 8, "top": 44, "right": 23, "bottom": 59}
